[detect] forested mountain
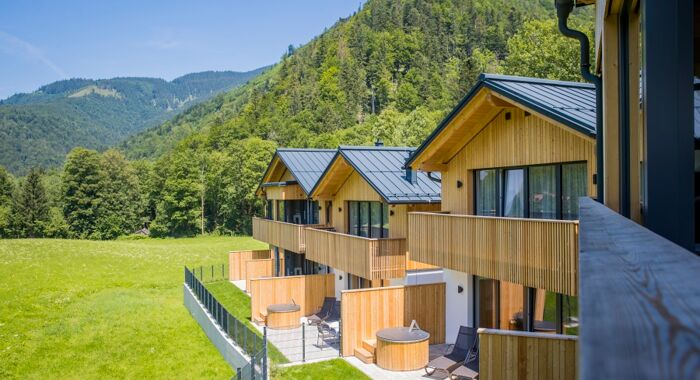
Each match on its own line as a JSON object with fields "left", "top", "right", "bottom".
{"left": 0, "top": 68, "right": 267, "bottom": 174}
{"left": 122, "top": 0, "right": 592, "bottom": 160}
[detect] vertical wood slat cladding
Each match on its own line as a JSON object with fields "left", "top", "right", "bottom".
{"left": 408, "top": 212, "right": 579, "bottom": 296}
{"left": 228, "top": 250, "right": 271, "bottom": 280}
{"left": 245, "top": 259, "right": 274, "bottom": 291}
{"left": 249, "top": 274, "right": 335, "bottom": 322}
{"left": 263, "top": 184, "right": 307, "bottom": 200}
{"left": 252, "top": 217, "right": 324, "bottom": 253}
{"left": 478, "top": 328, "right": 578, "bottom": 380}
{"left": 442, "top": 109, "right": 596, "bottom": 215}
{"left": 340, "top": 283, "right": 446, "bottom": 357}
{"left": 305, "top": 228, "right": 406, "bottom": 280}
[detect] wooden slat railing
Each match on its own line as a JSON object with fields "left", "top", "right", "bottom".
{"left": 252, "top": 217, "right": 323, "bottom": 253}
{"left": 408, "top": 212, "right": 579, "bottom": 296}
{"left": 478, "top": 328, "right": 578, "bottom": 380}
{"left": 578, "top": 197, "right": 700, "bottom": 379}
{"left": 305, "top": 228, "right": 406, "bottom": 280}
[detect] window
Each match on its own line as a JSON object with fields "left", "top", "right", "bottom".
{"left": 265, "top": 200, "right": 273, "bottom": 220}
{"left": 348, "top": 201, "right": 389, "bottom": 238}
{"left": 561, "top": 163, "right": 587, "bottom": 220}
{"left": 503, "top": 169, "right": 525, "bottom": 218}
{"left": 476, "top": 169, "right": 498, "bottom": 216}
{"left": 474, "top": 162, "right": 587, "bottom": 220}
{"left": 277, "top": 201, "right": 285, "bottom": 222}
{"left": 529, "top": 165, "right": 558, "bottom": 219}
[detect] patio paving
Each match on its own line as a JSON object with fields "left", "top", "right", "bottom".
{"left": 251, "top": 318, "right": 341, "bottom": 363}
{"left": 344, "top": 343, "right": 452, "bottom": 380}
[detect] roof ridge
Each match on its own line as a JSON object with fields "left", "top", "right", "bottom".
{"left": 339, "top": 145, "right": 415, "bottom": 151}
{"left": 277, "top": 148, "right": 336, "bottom": 152}
{"left": 480, "top": 73, "right": 595, "bottom": 89}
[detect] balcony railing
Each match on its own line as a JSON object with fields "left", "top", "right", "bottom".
{"left": 252, "top": 217, "right": 324, "bottom": 253}
{"left": 305, "top": 228, "right": 406, "bottom": 280}
{"left": 408, "top": 212, "right": 578, "bottom": 296}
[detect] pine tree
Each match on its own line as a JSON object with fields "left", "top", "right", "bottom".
{"left": 0, "top": 166, "right": 14, "bottom": 237}
{"left": 11, "top": 167, "right": 50, "bottom": 238}
{"left": 62, "top": 148, "right": 104, "bottom": 238}
{"left": 95, "top": 149, "right": 143, "bottom": 239}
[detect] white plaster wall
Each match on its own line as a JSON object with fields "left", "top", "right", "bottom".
{"left": 405, "top": 269, "right": 444, "bottom": 285}
{"left": 333, "top": 269, "right": 348, "bottom": 300}
{"left": 443, "top": 269, "right": 474, "bottom": 343}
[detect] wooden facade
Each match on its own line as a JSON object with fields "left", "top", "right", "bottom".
{"left": 305, "top": 228, "right": 407, "bottom": 281}
{"left": 228, "top": 250, "right": 271, "bottom": 281}
{"left": 409, "top": 212, "right": 579, "bottom": 296}
{"left": 252, "top": 217, "right": 322, "bottom": 253}
{"left": 244, "top": 259, "right": 275, "bottom": 291}
{"left": 249, "top": 274, "right": 335, "bottom": 323}
{"left": 340, "top": 283, "right": 446, "bottom": 358}
{"left": 478, "top": 328, "right": 578, "bottom": 380}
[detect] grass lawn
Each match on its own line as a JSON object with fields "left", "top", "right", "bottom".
{"left": 0, "top": 236, "right": 266, "bottom": 379}
{"left": 270, "top": 359, "right": 370, "bottom": 380}
{"left": 205, "top": 281, "right": 288, "bottom": 364}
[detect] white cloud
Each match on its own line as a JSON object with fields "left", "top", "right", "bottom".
{"left": 0, "top": 30, "right": 67, "bottom": 78}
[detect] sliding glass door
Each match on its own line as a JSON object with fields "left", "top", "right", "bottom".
{"left": 347, "top": 201, "right": 389, "bottom": 238}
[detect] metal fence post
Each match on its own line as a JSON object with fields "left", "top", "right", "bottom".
{"left": 338, "top": 316, "right": 342, "bottom": 357}
{"left": 302, "top": 322, "right": 306, "bottom": 362}
{"left": 263, "top": 327, "right": 268, "bottom": 379}
{"left": 243, "top": 325, "right": 247, "bottom": 354}
{"left": 236, "top": 368, "right": 241, "bottom": 380}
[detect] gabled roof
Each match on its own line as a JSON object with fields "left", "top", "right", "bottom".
{"left": 259, "top": 148, "right": 336, "bottom": 196}
{"left": 311, "top": 146, "right": 441, "bottom": 204}
{"left": 407, "top": 73, "right": 596, "bottom": 168}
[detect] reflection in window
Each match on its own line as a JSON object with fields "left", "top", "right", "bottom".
{"left": 561, "top": 163, "right": 587, "bottom": 220}
{"left": 348, "top": 201, "right": 359, "bottom": 236}
{"left": 529, "top": 166, "right": 557, "bottom": 219}
{"left": 476, "top": 169, "right": 498, "bottom": 216}
{"left": 348, "top": 201, "right": 389, "bottom": 238}
{"left": 503, "top": 169, "right": 525, "bottom": 217}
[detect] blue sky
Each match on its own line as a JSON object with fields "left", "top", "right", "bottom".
{"left": 0, "top": 1, "right": 364, "bottom": 99}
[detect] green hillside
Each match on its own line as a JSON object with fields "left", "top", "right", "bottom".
{"left": 122, "top": 0, "right": 591, "bottom": 161}
{"left": 0, "top": 68, "right": 267, "bottom": 174}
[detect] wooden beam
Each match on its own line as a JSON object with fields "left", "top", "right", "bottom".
{"left": 578, "top": 197, "right": 700, "bottom": 379}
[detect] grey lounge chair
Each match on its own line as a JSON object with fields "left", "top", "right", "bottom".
{"left": 307, "top": 297, "right": 335, "bottom": 325}
{"left": 316, "top": 321, "right": 335, "bottom": 349}
{"left": 450, "top": 333, "right": 479, "bottom": 379}
{"left": 425, "top": 326, "right": 476, "bottom": 377}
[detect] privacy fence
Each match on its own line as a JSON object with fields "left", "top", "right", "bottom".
{"left": 184, "top": 266, "right": 267, "bottom": 380}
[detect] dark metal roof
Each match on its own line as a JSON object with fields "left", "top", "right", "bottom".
{"left": 407, "top": 73, "right": 597, "bottom": 167}
{"left": 275, "top": 148, "right": 336, "bottom": 195}
{"left": 331, "top": 146, "right": 441, "bottom": 204}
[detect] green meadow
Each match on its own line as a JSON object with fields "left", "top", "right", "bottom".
{"left": 0, "top": 236, "right": 265, "bottom": 379}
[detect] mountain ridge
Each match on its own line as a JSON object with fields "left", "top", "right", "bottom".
{"left": 0, "top": 67, "right": 269, "bottom": 174}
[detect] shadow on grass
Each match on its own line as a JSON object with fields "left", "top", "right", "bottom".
{"left": 204, "top": 280, "right": 289, "bottom": 364}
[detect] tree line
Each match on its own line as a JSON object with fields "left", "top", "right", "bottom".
{"left": 0, "top": 139, "right": 275, "bottom": 239}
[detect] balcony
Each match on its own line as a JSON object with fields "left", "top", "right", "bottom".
{"left": 252, "top": 217, "right": 323, "bottom": 253}
{"left": 305, "top": 228, "right": 407, "bottom": 280}
{"left": 408, "top": 212, "right": 579, "bottom": 296}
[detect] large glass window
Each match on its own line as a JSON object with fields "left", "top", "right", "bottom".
{"left": 529, "top": 165, "right": 558, "bottom": 219}
{"left": 476, "top": 169, "right": 498, "bottom": 216}
{"left": 561, "top": 163, "right": 587, "bottom": 220}
{"left": 503, "top": 169, "right": 525, "bottom": 218}
{"left": 348, "top": 201, "right": 388, "bottom": 238}
{"left": 277, "top": 201, "right": 285, "bottom": 222}
{"left": 265, "top": 200, "right": 273, "bottom": 220}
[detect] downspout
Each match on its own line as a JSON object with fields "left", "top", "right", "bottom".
{"left": 555, "top": 0, "right": 604, "bottom": 203}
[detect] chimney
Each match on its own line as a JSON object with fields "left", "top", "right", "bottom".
{"left": 406, "top": 168, "right": 418, "bottom": 185}
{"left": 375, "top": 139, "right": 384, "bottom": 147}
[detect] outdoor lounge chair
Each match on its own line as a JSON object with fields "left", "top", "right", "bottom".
{"left": 307, "top": 297, "right": 335, "bottom": 325}
{"left": 450, "top": 332, "right": 479, "bottom": 379}
{"left": 316, "top": 321, "right": 335, "bottom": 349}
{"left": 424, "top": 326, "right": 476, "bottom": 377}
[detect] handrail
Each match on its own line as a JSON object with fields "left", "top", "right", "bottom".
{"left": 306, "top": 227, "right": 406, "bottom": 242}
{"left": 409, "top": 211, "right": 580, "bottom": 224}
{"left": 252, "top": 216, "right": 325, "bottom": 228}
{"left": 578, "top": 197, "right": 700, "bottom": 380}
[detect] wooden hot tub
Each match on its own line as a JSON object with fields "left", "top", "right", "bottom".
{"left": 375, "top": 326, "right": 430, "bottom": 371}
{"left": 266, "top": 303, "right": 301, "bottom": 329}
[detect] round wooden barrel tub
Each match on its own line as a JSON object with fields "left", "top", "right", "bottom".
{"left": 375, "top": 327, "right": 430, "bottom": 371}
{"left": 266, "top": 303, "right": 301, "bottom": 330}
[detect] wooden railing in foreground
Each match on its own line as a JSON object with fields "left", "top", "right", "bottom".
{"left": 578, "top": 197, "right": 700, "bottom": 379}
{"left": 408, "top": 212, "right": 578, "bottom": 296}
{"left": 340, "top": 283, "right": 445, "bottom": 357}
{"left": 252, "top": 217, "right": 324, "bottom": 253}
{"left": 305, "top": 228, "right": 406, "bottom": 280}
{"left": 478, "top": 328, "right": 577, "bottom": 380}
{"left": 228, "top": 250, "right": 271, "bottom": 281}
{"left": 249, "top": 274, "right": 335, "bottom": 323}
